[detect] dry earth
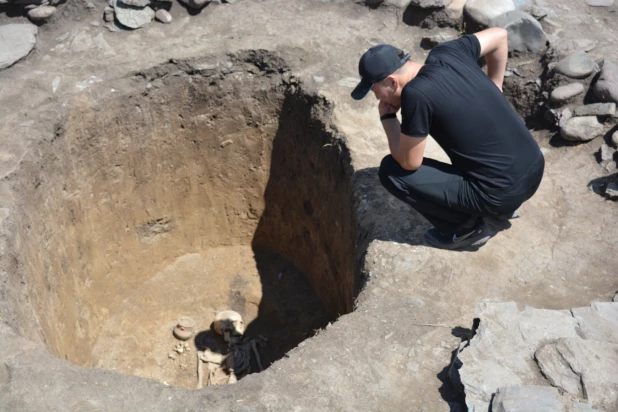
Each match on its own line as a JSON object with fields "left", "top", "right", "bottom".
{"left": 0, "top": 0, "right": 617, "bottom": 411}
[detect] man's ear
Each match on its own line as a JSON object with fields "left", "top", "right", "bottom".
{"left": 386, "top": 75, "right": 398, "bottom": 90}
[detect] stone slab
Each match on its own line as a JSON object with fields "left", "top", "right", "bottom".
{"left": 571, "top": 302, "right": 618, "bottom": 344}
{"left": 0, "top": 24, "right": 38, "bottom": 71}
{"left": 573, "top": 103, "right": 616, "bottom": 117}
{"left": 536, "top": 338, "right": 618, "bottom": 411}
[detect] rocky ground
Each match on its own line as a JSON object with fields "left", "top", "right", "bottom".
{"left": 0, "top": 0, "right": 617, "bottom": 411}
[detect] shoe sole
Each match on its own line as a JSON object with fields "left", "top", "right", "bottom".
{"left": 424, "top": 232, "right": 492, "bottom": 251}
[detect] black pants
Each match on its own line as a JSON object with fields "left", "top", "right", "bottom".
{"left": 378, "top": 155, "right": 545, "bottom": 233}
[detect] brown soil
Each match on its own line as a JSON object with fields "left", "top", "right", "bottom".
{"left": 4, "top": 51, "right": 356, "bottom": 385}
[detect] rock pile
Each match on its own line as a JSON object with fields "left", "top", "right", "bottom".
{"left": 0, "top": 0, "right": 63, "bottom": 24}
{"left": 452, "top": 301, "right": 618, "bottom": 411}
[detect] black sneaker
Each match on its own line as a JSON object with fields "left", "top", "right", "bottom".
{"left": 424, "top": 220, "right": 492, "bottom": 250}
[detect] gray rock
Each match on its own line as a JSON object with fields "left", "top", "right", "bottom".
{"left": 607, "top": 182, "right": 618, "bottom": 198}
{"left": 0, "top": 24, "right": 38, "bottom": 71}
{"left": 384, "top": 0, "right": 412, "bottom": 7}
{"left": 614, "top": 292, "right": 618, "bottom": 302}
{"left": 573, "top": 103, "right": 616, "bottom": 117}
{"left": 512, "top": 0, "right": 533, "bottom": 8}
{"left": 491, "top": 386, "right": 601, "bottom": 412}
{"left": 464, "top": 0, "right": 515, "bottom": 27}
{"left": 104, "top": 5, "right": 114, "bottom": 22}
{"left": 421, "top": 32, "right": 456, "bottom": 48}
{"left": 114, "top": 0, "right": 154, "bottom": 29}
{"left": 612, "top": 130, "right": 618, "bottom": 147}
{"left": 409, "top": 0, "right": 450, "bottom": 8}
{"left": 550, "top": 83, "right": 584, "bottom": 104}
{"left": 592, "top": 59, "right": 618, "bottom": 104}
{"left": 554, "top": 51, "right": 598, "bottom": 79}
{"left": 155, "top": 9, "right": 172, "bottom": 23}
{"left": 457, "top": 302, "right": 580, "bottom": 410}
{"left": 560, "top": 116, "right": 605, "bottom": 142}
{"left": 572, "top": 302, "right": 618, "bottom": 344}
{"left": 600, "top": 143, "right": 614, "bottom": 161}
{"left": 178, "top": 0, "right": 211, "bottom": 9}
{"left": 585, "top": 0, "right": 614, "bottom": 6}
{"left": 490, "top": 10, "right": 546, "bottom": 53}
{"left": 27, "top": 5, "right": 56, "bottom": 22}
{"left": 559, "top": 108, "right": 572, "bottom": 128}
{"left": 535, "top": 338, "right": 618, "bottom": 411}
{"left": 548, "top": 38, "right": 596, "bottom": 59}
{"left": 119, "top": 0, "right": 149, "bottom": 5}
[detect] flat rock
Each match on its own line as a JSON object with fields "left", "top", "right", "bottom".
{"left": 114, "top": 0, "right": 154, "bottom": 29}
{"left": 550, "top": 82, "right": 584, "bottom": 104}
{"left": 548, "top": 38, "right": 596, "bottom": 59}
{"left": 409, "top": 0, "right": 450, "bottom": 7}
{"left": 592, "top": 59, "right": 618, "bottom": 104}
{"left": 554, "top": 51, "right": 598, "bottom": 79}
{"left": 560, "top": 116, "right": 605, "bottom": 142}
{"left": 464, "top": 0, "right": 515, "bottom": 27}
{"left": 178, "top": 0, "right": 211, "bottom": 9}
{"left": 119, "top": 0, "right": 149, "bottom": 5}
{"left": 571, "top": 302, "right": 618, "bottom": 344}
{"left": 457, "top": 302, "right": 580, "bottom": 410}
{"left": 535, "top": 338, "right": 618, "bottom": 411}
{"left": 573, "top": 103, "right": 616, "bottom": 117}
{"left": 490, "top": 10, "right": 546, "bottom": 53}
{"left": 155, "top": 9, "right": 172, "bottom": 23}
{"left": 585, "top": 0, "right": 614, "bottom": 5}
{"left": 491, "top": 386, "right": 601, "bottom": 412}
{"left": 27, "top": 5, "right": 56, "bottom": 22}
{"left": 0, "top": 24, "right": 38, "bottom": 71}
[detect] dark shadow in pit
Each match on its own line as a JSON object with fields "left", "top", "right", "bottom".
{"left": 176, "top": 0, "right": 212, "bottom": 16}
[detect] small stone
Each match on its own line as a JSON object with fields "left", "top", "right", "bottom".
{"left": 559, "top": 108, "right": 572, "bottom": 128}
{"left": 89, "top": 20, "right": 100, "bottom": 27}
{"left": 600, "top": 143, "right": 614, "bottom": 162}
{"left": 573, "top": 103, "right": 616, "bottom": 117}
{"left": 550, "top": 83, "right": 585, "bottom": 105}
{"left": 592, "top": 59, "right": 618, "bottom": 104}
{"left": 464, "top": 0, "right": 515, "bottom": 27}
{"left": 86, "top": 1, "right": 95, "bottom": 8}
{"left": 168, "top": 351, "right": 177, "bottom": 359}
{"left": 613, "top": 292, "right": 618, "bottom": 302}
{"left": 560, "top": 116, "right": 605, "bottom": 142}
{"left": 0, "top": 24, "right": 38, "bottom": 70}
{"left": 114, "top": 0, "right": 154, "bottom": 29}
{"left": 27, "top": 5, "right": 56, "bottom": 22}
{"left": 548, "top": 38, "right": 596, "bottom": 59}
{"left": 490, "top": 10, "right": 546, "bottom": 53}
{"left": 421, "top": 32, "right": 457, "bottom": 49}
{"left": 120, "top": 0, "right": 149, "bottom": 5}
{"left": 554, "top": 51, "right": 598, "bottom": 79}
{"left": 155, "top": 9, "right": 172, "bottom": 23}
{"left": 104, "top": 6, "right": 114, "bottom": 22}
{"left": 612, "top": 130, "right": 618, "bottom": 147}
{"left": 585, "top": 0, "right": 614, "bottom": 6}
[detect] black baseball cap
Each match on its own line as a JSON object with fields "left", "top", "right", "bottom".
{"left": 351, "top": 44, "right": 410, "bottom": 100}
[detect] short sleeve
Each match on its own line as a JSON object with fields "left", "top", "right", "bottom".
{"left": 400, "top": 88, "right": 432, "bottom": 137}
{"left": 426, "top": 34, "right": 481, "bottom": 67}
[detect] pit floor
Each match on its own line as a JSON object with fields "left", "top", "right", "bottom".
{"left": 90, "top": 246, "right": 330, "bottom": 389}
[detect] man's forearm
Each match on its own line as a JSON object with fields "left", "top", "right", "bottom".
{"left": 382, "top": 118, "right": 401, "bottom": 156}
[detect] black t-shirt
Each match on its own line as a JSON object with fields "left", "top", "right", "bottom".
{"left": 400, "top": 34, "right": 542, "bottom": 191}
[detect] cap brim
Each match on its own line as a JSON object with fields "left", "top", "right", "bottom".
{"left": 351, "top": 79, "right": 373, "bottom": 100}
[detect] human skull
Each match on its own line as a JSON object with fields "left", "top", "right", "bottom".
{"left": 213, "top": 310, "right": 244, "bottom": 342}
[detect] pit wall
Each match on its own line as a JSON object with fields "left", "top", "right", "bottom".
{"left": 5, "top": 52, "right": 357, "bottom": 367}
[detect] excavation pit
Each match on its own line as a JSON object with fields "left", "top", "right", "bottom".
{"left": 6, "top": 51, "right": 356, "bottom": 389}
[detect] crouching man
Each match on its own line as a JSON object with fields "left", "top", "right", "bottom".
{"left": 352, "top": 28, "right": 544, "bottom": 250}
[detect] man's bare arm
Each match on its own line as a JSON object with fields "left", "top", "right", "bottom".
{"left": 474, "top": 28, "right": 508, "bottom": 92}
{"left": 381, "top": 118, "right": 427, "bottom": 171}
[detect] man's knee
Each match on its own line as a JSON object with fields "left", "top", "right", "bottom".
{"left": 378, "top": 155, "right": 400, "bottom": 189}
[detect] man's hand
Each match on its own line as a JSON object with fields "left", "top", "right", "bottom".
{"left": 379, "top": 101, "right": 400, "bottom": 117}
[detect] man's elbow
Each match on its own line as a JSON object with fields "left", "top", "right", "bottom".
{"left": 396, "top": 156, "right": 422, "bottom": 171}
